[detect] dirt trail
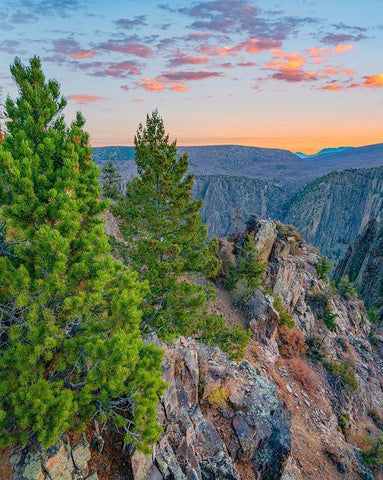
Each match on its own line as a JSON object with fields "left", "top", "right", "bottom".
{"left": 211, "top": 284, "right": 248, "bottom": 329}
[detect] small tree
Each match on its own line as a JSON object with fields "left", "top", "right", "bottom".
{"left": 0, "top": 57, "right": 165, "bottom": 451}
{"left": 317, "top": 256, "right": 332, "bottom": 281}
{"left": 115, "top": 110, "right": 248, "bottom": 359}
{"left": 101, "top": 156, "right": 122, "bottom": 200}
{"left": 337, "top": 275, "right": 356, "bottom": 299}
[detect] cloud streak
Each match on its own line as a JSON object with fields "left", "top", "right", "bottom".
{"left": 67, "top": 94, "right": 105, "bottom": 104}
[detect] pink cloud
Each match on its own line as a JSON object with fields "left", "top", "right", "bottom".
{"left": 67, "top": 49, "right": 95, "bottom": 59}
{"left": 167, "top": 51, "right": 209, "bottom": 67}
{"left": 98, "top": 40, "right": 153, "bottom": 58}
{"left": 67, "top": 94, "right": 105, "bottom": 104}
{"left": 104, "top": 61, "right": 141, "bottom": 77}
{"left": 238, "top": 37, "right": 282, "bottom": 54}
{"left": 237, "top": 61, "right": 257, "bottom": 67}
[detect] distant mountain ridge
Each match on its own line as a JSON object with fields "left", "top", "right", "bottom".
{"left": 93, "top": 142, "right": 383, "bottom": 185}
{"left": 296, "top": 146, "right": 352, "bottom": 158}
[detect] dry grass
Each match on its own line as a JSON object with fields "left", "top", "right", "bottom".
{"left": 278, "top": 326, "right": 308, "bottom": 358}
{"left": 288, "top": 357, "right": 319, "bottom": 393}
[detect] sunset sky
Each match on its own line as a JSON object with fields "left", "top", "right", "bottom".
{"left": 0, "top": 0, "right": 382, "bottom": 153}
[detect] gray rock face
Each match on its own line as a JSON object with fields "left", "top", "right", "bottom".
{"left": 137, "top": 338, "right": 291, "bottom": 480}
{"left": 334, "top": 218, "right": 383, "bottom": 321}
{"left": 285, "top": 167, "right": 383, "bottom": 262}
{"left": 193, "top": 175, "right": 288, "bottom": 237}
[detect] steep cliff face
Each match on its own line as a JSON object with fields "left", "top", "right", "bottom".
{"left": 193, "top": 175, "right": 288, "bottom": 237}
{"left": 335, "top": 218, "right": 383, "bottom": 321}
{"left": 285, "top": 167, "right": 383, "bottom": 261}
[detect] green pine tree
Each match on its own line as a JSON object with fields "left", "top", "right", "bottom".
{"left": 101, "top": 156, "right": 122, "bottom": 200}
{"left": 0, "top": 57, "right": 165, "bottom": 451}
{"left": 115, "top": 110, "right": 249, "bottom": 359}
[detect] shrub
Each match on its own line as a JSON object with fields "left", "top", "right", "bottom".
{"left": 218, "top": 239, "right": 236, "bottom": 279}
{"left": 288, "top": 357, "right": 318, "bottom": 393}
{"left": 278, "top": 223, "right": 303, "bottom": 243}
{"left": 338, "top": 414, "right": 350, "bottom": 434}
{"left": 337, "top": 275, "right": 356, "bottom": 299}
{"left": 199, "top": 313, "right": 251, "bottom": 361}
{"left": 232, "top": 277, "right": 254, "bottom": 306}
{"left": 307, "top": 334, "right": 328, "bottom": 364}
{"left": 360, "top": 432, "right": 383, "bottom": 468}
{"left": 274, "top": 295, "right": 295, "bottom": 328}
{"left": 326, "top": 359, "right": 358, "bottom": 391}
{"left": 207, "top": 386, "right": 229, "bottom": 408}
{"left": 367, "top": 309, "right": 380, "bottom": 325}
{"left": 368, "top": 409, "right": 383, "bottom": 428}
{"left": 278, "top": 326, "right": 308, "bottom": 359}
{"left": 317, "top": 256, "right": 333, "bottom": 281}
{"left": 309, "top": 292, "right": 337, "bottom": 331}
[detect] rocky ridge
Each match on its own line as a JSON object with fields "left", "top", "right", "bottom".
{"left": 5, "top": 219, "right": 383, "bottom": 479}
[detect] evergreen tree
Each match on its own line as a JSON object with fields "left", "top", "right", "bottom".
{"left": 101, "top": 156, "right": 122, "bottom": 200}
{"left": 0, "top": 57, "right": 165, "bottom": 451}
{"left": 115, "top": 110, "right": 249, "bottom": 358}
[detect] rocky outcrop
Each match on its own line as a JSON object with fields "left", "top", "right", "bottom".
{"left": 133, "top": 337, "right": 291, "bottom": 480}
{"left": 334, "top": 218, "right": 383, "bottom": 321}
{"left": 10, "top": 434, "right": 97, "bottom": 480}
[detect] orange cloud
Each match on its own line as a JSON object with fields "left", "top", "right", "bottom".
{"left": 363, "top": 74, "right": 383, "bottom": 87}
{"left": 307, "top": 47, "right": 332, "bottom": 64}
{"left": 170, "top": 85, "right": 189, "bottom": 92}
{"left": 321, "top": 84, "right": 343, "bottom": 91}
{"left": 266, "top": 50, "right": 306, "bottom": 70}
{"left": 67, "top": 49, "right": 95, "bottom": 59}
{"left": 333, "top": 44, "right": 354, "bottom": 54}
{"left": 138, "top": 78, "right": 166, "bottom": 91}
{"left": 136, "top": 78, "right": 189, "bottom": 93}
{"left": 67, "top": 94, "right": 105, "bottom": 104}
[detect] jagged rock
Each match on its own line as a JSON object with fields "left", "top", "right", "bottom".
{"left": 16, "top": 452, "right": 44, "bottom": 480}
{"left": 138, "top": 338, "right": 291, "bottom": 480}
{"left": 42, "top": 441, "right": 73, "bottom": 480}
{"left": 71, "top": 435, "right": 91, "bottom": 473}
{"left": 131, "top": 450, "right": 153, "bottom": 480}
{"left": 246, "top": 290, "right": 279, "bottom": 343}
{"left": 10, "top": 436, "right": 94, "bottom": 480}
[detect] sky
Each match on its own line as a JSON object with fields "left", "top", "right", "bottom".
{"left": 0, "top": 0, "right": 382, "bottom": 153}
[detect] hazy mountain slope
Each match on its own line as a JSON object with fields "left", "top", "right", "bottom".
{"left": 285, "top": 167, "right": 383, "bottom": 261}
{"left": 334, "top": 218, "right": 383, "bottom": 320}
{"left": 193, "top": 175, "right": 288, "bottom": 237}
{"left": 92, "top": 145, "right": 320, "bottom": 183}
{"left": 306, "top": 143, "right": 383, "bottom": 171}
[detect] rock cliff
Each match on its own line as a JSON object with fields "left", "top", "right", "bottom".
{"left": 334, "top": 218, "right": 383, "bottom": 322}
{"left": 285, "top": 167, "right": 383, "bottom": 261}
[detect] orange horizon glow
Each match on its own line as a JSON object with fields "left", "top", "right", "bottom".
{"left": 90, "top": 135, "right": 383, "bottom": 155}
